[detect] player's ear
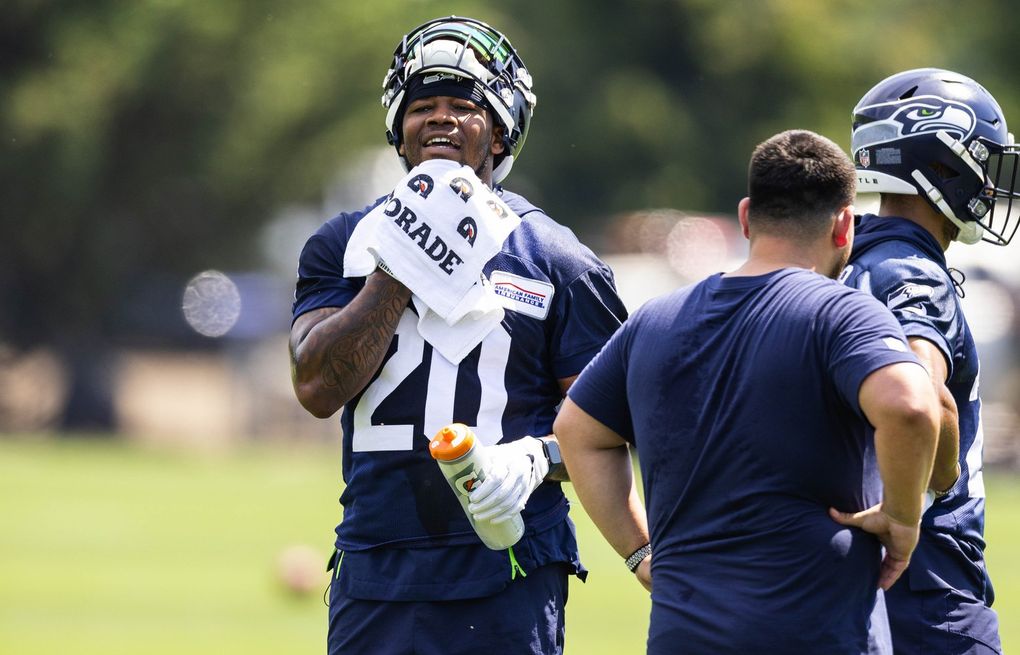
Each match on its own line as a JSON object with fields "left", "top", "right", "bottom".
{"left": 833, "top": 205, "right": 853, "bottom": 248}
{"left": 737, "top": 197, "right": 751, "bottom": 240}
{"left": 490, "top": 125, "right": 506, "bottom": 156}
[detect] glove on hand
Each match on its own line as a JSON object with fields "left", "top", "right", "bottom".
{"left": 468, "top": 437, "right": 549, "bottom": 524}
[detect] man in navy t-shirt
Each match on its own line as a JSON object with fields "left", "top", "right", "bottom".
{"left": 555, "top": 130, "right": 940, "bottom": 654}
{"left": 289, "top": 16, "right": 626, "bottom": 655}
{"left": 845, "top": 68, "right": 1017, "bottom": 654}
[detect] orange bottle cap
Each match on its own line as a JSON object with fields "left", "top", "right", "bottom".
{"left": 429, "top": 423, "right": 475, "bottom": 461}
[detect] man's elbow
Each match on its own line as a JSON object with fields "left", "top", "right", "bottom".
{"left": 895, "top": 393, "right": 941, "bottom": 447}
{"left": 293, "top": 381, "right": 343, "bottom": 419}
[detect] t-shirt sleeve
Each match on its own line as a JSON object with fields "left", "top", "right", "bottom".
{"left": 292, "top": 217, "right": 364, "bottom": 323}
{"left": 867, "top": 257, "right": 957, "bottom": 376}
{"left": 825, "top": 289, "right": 925, "bottom": 418}
{"left": 566, "top": 316, "right": 636, "bottom": 442}
{"left": 548, "top": 264, "right": 628, "bottom": 379}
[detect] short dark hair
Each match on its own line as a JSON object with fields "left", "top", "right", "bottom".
{"left": 747, "top": 130, "right": 856, "bottom": 240}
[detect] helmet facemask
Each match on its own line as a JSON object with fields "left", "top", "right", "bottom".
{"left": 381, "top": 17, "right": 537, "bottom": 184}
{"left": 980, "top": 136, "right": 1020, "bottom": 245}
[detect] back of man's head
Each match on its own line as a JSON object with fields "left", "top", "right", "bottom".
{"left": 748, "top": 130, "right": 856, "bottom": 241}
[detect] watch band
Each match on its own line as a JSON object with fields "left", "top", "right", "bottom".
{"left": 540, "top": 438, "right": 566, "bottom": 480}
{"left": 625, "top": 543, "right": 651, "bottom": 572}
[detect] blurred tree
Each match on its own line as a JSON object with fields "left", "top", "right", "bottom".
{"left": 506, "top": 0, "right": 1017, "bottom": 248}
{"left": 0, "top": 0, "right": 489, "bottom": 429}
{"left": 2, "top": 0, "right": 1017, "bottom": 430}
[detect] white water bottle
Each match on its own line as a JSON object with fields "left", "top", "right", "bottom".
{"left": 429, "top": 423, "right": 525, "bottom": 550}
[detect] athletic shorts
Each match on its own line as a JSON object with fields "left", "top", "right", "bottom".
{"left": 885, "top": 533, "right": 1001, "bottom": 655}
{"left": 326, "top": 563, "right": 569, "bottom": 655}
{"left": 886, "top": 579, "right": 1001, "bottom": 654}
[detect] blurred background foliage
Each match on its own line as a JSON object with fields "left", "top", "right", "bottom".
{"left": 4, "top": 0, "right": 1020, "bottom": 429}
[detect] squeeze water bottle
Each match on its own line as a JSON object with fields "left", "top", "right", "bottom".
{"left": 429, "top": 423, "right": 525, "bottom": 550}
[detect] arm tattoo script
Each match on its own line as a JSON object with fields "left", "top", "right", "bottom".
{"left": 320, "top": 284, "right": 406, "bottom": 400}
{"left": 291, "top": 276, "right": 410, "bottom": 411}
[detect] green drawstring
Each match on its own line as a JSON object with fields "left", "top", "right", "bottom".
{"left": 508, "top": 545, "right": 527, "bottom": 580}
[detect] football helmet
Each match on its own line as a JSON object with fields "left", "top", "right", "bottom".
{"left": 851, "top": 68, "right": 1020, "bottom": 245}
{"left": 381, "top": 16, "right": 537, "bottom": 184}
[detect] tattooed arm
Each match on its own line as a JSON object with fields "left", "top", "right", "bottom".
{"left": 289, "top": 271, "right": 412, "bottom": 418}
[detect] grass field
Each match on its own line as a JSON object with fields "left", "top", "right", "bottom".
{"left": 0, "top": 436, "right": 1015, "bottom": 654}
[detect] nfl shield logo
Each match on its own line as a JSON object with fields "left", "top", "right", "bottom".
{"left": 858, "top": 149, "right": 870, "bottom": 168}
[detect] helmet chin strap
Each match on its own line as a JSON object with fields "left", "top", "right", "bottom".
{"left": 909, "top": 170, "right": 984, "bottom": 244}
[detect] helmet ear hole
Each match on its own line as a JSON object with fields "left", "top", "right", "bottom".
{"left": 930, "top": 161, "right": 960, "bottom": 182}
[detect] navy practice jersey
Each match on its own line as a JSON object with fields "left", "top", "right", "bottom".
{"left": 569, "top": 269, "right": 921, "bottom": 653}
{"left": 293, "top": 188, "right": 627, "bottom": 600}
{"left": 843, "top": 214, "right": 996, "bottom": 608}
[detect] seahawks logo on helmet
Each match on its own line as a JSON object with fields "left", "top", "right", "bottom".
{"left": 890, "top": 100, "right": 976, "bottom": 141}
{"left": 852, "top": 97, "right": 977, "bottom": 154}
{"left": 407, "top": 173, "right": 435, "bottom": 198}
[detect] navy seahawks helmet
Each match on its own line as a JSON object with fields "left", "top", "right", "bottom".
{"left": 851, "top": 68, "right": 1020, "bottom": 245}
{"left": 381, "top": 16, "right": 537, "bottom": 184}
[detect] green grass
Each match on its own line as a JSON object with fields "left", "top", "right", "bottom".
{"left": 0, "top": 437, "right": 1015, "bottom": 654}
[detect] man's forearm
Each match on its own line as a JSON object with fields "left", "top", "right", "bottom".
{"left": 930, "top": 384, "right": 961, "bottom": 492}
{"left": 863, "top": 364, "right": 939, "bottom": 525}
{"left": 907, "top": 337, "right": 959, "bottom": 492}
{"left": 555, "top": 401, "right": 649, "bottom": 559}
{"left": 290, "top": 272, "right": 410, "bottom": 417}
{"left": 569, "top": 443, "right": 648, "bottom": 558}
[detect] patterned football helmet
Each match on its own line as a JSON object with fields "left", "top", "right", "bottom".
{"left": 381, "top": 16, "right": 537, "bottom": 184}
{"left": 851, "top": 68, "right": 1020, "bottom": 245}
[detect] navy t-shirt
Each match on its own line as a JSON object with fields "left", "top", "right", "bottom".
{"left": 293, "top": 188, "right": 627, "bottom": 600}
{"left": 568, "top": 268, "right": 921, "bottom": 653}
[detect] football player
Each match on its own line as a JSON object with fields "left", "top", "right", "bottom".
{"left": 844, "top": 67, "right": 1015, "bottom": 654}
{"left": 289, "top": 16, "right": 627, "bottom": 654}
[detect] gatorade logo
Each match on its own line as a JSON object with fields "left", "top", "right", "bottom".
{"left": 457, "top": 217, "right": 478, "bottom": 246}
{"left": 407, "top": 173, "right": 435, "bottom": 198}
{"left": 454, "top": 471, "right": 483, "bottom": 496}
{"left": 449, "top": 176, "right": 474, "bottom": 201}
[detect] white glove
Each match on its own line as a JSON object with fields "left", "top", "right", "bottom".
{"left": 468, "top": 437, "right": 549, "bottom": 524}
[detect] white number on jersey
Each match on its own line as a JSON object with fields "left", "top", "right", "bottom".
{"left": 351, "top": 308, "right": 510, "bottom": 452}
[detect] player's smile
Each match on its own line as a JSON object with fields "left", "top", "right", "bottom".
{"left": 422, "top": 135, "right": 460, "bottom": 154}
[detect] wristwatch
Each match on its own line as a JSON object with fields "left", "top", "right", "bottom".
{"left": 540, "top": 438, "right": 566, "bottom": 480}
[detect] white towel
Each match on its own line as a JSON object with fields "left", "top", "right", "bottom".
{"left": 411, "top": 289, "right": 505, "bottom": 364}
{"left": 344, "top": 160, "right": 521, "bottom": 363}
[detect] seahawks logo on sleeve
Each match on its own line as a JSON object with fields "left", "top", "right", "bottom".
{"left": 886, "top": 282, "right": 934, "bottom": 316}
